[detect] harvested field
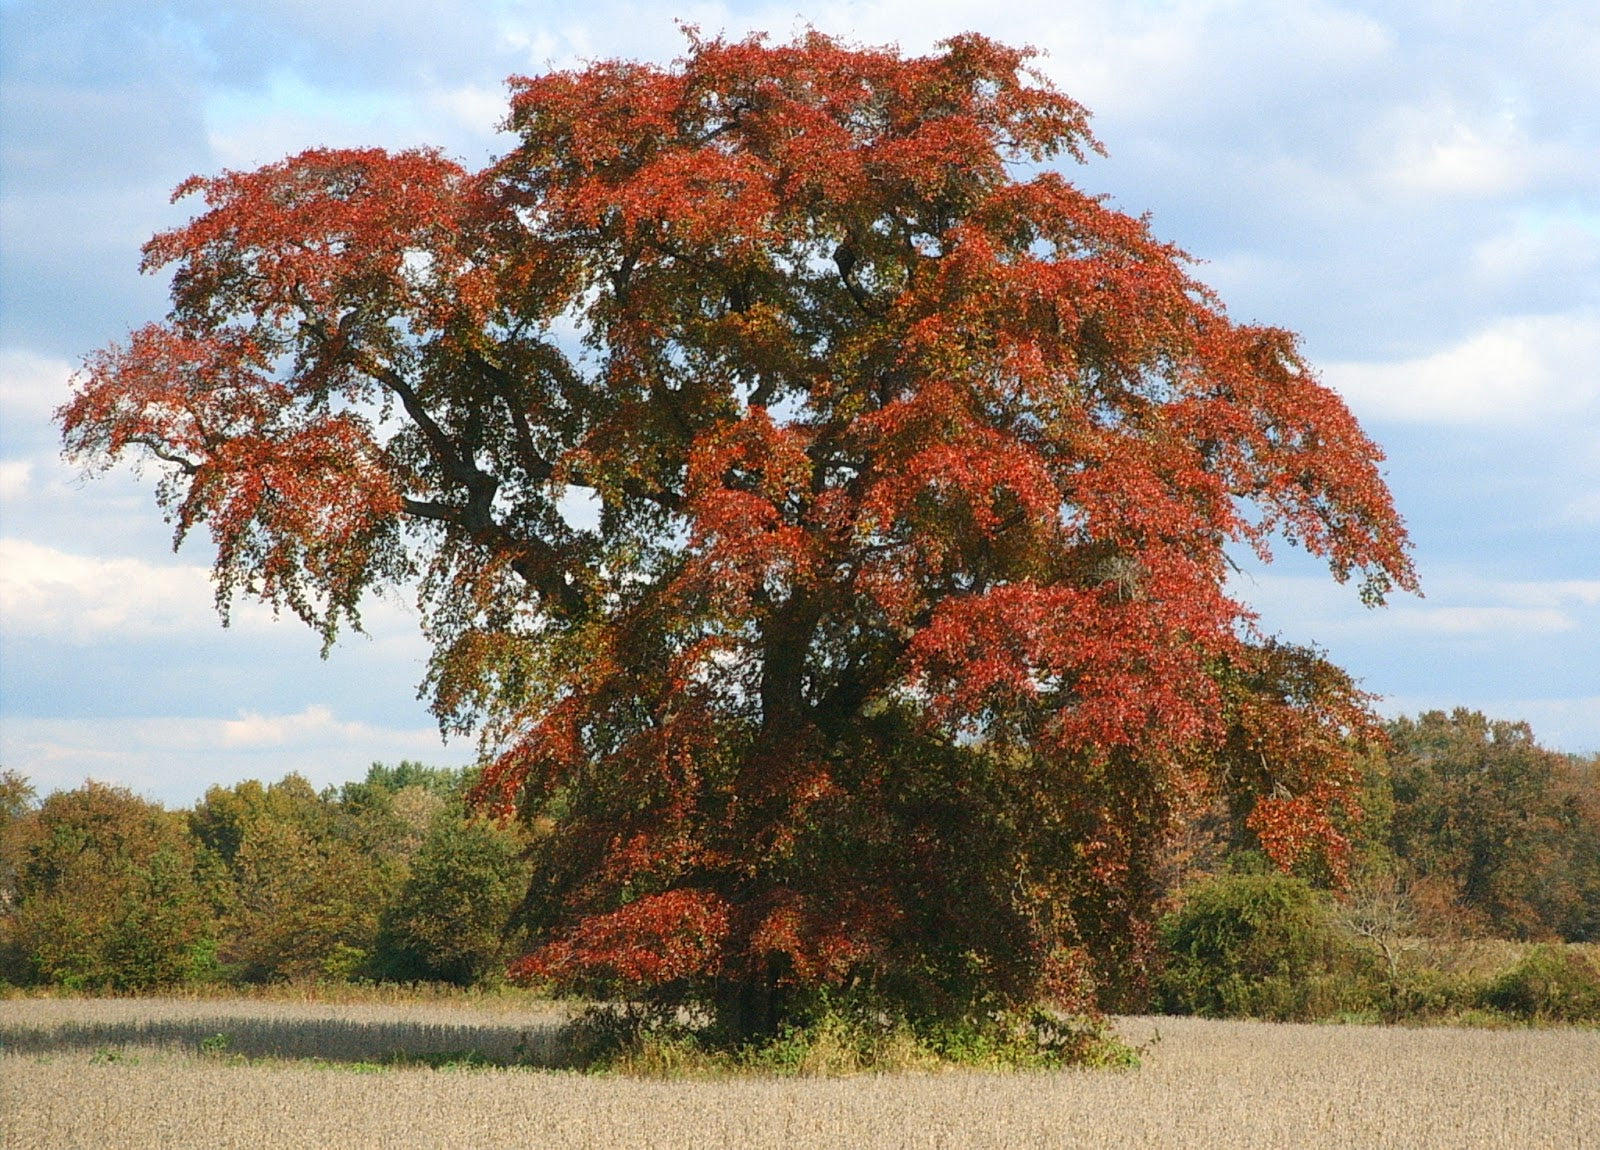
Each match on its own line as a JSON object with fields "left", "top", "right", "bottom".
{"left": 2, "top": 999, "right": 1596, "bottom": 1148}
{"left": 0, "top": 995, "right": 574, "bottom": 1066}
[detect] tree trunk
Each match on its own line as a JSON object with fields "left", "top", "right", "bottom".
{"left": 715, "top": 963, "right": 786, "bottom": 1042}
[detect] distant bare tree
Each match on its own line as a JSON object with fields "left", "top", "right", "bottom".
{"left": 1335, "top": 869, "right": 1420, "bottom": 989}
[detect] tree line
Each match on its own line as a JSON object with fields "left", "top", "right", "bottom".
{"left": 1153, "top": 708, "right": 1600, "bottom": 1022}
{"left": 0, "top": 762, "right": 529, "bottom": 992}
{"left": 3, "top": 708, "right": 1595, "bottom": 1002}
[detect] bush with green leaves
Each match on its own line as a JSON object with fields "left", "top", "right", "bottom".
{"left": 1480, "top": 944, "right": 1600, "bottom": 1022}
{"left": 1157, "top": 871, "right": 1377, "bottom": 1021}
{"left": 554, "top": 993, "right": 1139, "bottom": 1075}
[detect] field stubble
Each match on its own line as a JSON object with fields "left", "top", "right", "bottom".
{"left": 2, "top": 998, "right": 1596, "bottom": 1149}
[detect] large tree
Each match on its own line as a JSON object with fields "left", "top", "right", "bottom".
{"left": 60, "top": 32, "right": 1414, "bottom": 1036}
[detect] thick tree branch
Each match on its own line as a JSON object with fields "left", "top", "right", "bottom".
{"left": 833, "top": 242, "right": 878, "bottom": 315}
{"left": 464, "top": 349, "right": 556, "bottom": 483}
{"left": 131, "top": 437, "right": 201, "bottom": 476}
{"left": 402, "top": 496, "right": 586, "bottom": 617}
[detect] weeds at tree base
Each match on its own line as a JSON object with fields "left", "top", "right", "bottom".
{"left": 551, "top": 1002, "right": 1141, "bottom": 1077}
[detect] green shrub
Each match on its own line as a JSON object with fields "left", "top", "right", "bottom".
{"left": 1382, "top": 965, "right": 1484, "bottom": 1021}
{"left": 1157, "top": 872, "right": 1379, "bottom": 1021}
{"left": 1480, "top": 945, "right": 1600, "bottom": 1021}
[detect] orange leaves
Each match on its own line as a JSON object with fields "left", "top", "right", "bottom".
{"left": 1248, "top": 790, "right": 1352, "bottom": 880}
{"left": 749, "top": 889, "right": 885, "bottom": 985}
{"left": 61, "top": 325, "right": 278, "bottom": 470}
{"left": 473, "top": 707, "right": 576, "bottom": 817}
{"left": 61, "top": 325, "right": 404, "bottom": 641}
{"left": 185, "top": 415, "right": 404, "bottom": 637}
{"left": 498, "top": 29, "right": 1100, "bottom": 292}
{"left": 197, "top": 417, "right": 399, "bottom": 548}
{"left": 150, "top": 147, "right": 474, "bottom": 338}
{"left": 622, "top": 148, "right": 780, "bottom": 250}
{"left": 908, "top": 582, "right": 1082, "bottom": 712}
{"left": 906, "top": 578, "right": 1229, "bottom": 753}
{"left": 1216, "top": 642, "right": 1378, "bottom": 882}
{"left": 1182, "top": 322, "right": 1419, "bottom": 603}
{"left": 856, "top": 381, "right": 1061, "bottom": 543}
{"left": 513, "top": 888, "right": 731, "bottom": 986}
{"left": 1224, "top": 641, "right": 1381, "bottom": 768}
{"left": 682, "top": 408, "right": 818, "bottom": 606}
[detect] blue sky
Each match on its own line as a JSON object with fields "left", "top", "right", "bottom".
{"left": 2, "top": 0, "right": 1596, "bottom": 806}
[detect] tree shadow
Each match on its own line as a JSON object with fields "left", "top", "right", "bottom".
{"left": 0, "top": 1012, "right": 571, "bottom": 1068}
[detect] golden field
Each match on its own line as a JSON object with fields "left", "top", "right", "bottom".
{"left": 2, "top": 997, "right": 1596, "bottom": 1148}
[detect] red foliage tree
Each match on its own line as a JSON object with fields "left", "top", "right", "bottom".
{"left": 60, "top": 31, "right": 1415, "bottom": 1035}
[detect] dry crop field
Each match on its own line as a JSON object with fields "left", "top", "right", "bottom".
{"left": 2, "top": 998, "right": 1596, "bottom": 1149}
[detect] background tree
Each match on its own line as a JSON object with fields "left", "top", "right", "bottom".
{"left": 1382, "top": 710, "right": 1599, "bottom": 940}
{"left": 0, "top": 770, "right": 40, "bottom": 982}
{"left": 327, "top": 762, "right": 459, "bottom": 867}
{"left": 376, "top": 808, "right": 530, "bottom": 985}
{"left": 0, "top": 770, "right": 38, "bottom": 910}
{"left": 1543, "top": 752, "right": 1600, "bottom": 942}
{"left": 5, "top": 782, "right": 213, "bottom": 990}
{"left": 193, "top": 775, "right": 397, "bottom": 981}
{"left": 58, "top": 32, "right": 1415, "bottom": 1040}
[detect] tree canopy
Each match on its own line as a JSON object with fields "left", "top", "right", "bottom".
{"left": 1382, "top": 710, "right": 1600, "bottom": 941}
{"left": 59, "top": 31, "right": 1415, "bottom": 1037}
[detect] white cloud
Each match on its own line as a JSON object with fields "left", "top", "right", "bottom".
{"left": 0, "top": 708, "right": 471, "bottom": 807}
{"left": 0, "top": 349, "right": 74, "bottom": 428}
{"left": 1471, "top": 213, "right": 1600, "bottom": 288}
{"left": 1368, "top": 71, "right": 1598, "bottom": 201}
{"left": 0, "top": 538, "right": 428, "bottom": 644}
{"left": 1323, "top": 311, "right": 1600, "bottom": 424}
{"left": 0, "top": 461, "right": 32, "bottom": 501}
{"left": 1234, "top": 570, "right": 1600, "bottom": 642}
{"left": 1375, "top": 578, "right": 1600, "bottom": 639}
{"left": 204, "top": 73, "right": 439, "bottom": 168}
{"left": 1031, "top": 0, "right": 1390, "bottom": 126}
{"left": 0, "top": 537, "right": 271, "bottom": 643}
{"left": 202, "top": 69, "right": 520, "bottom": 172}
{"left": 222, "top": 703, "right": 356, "bottom": 748}
{"left": 1383, "top": 605, "right": 1575, "bottom": 636}
{"left": 1, "top": 537, "right": 209, "bottom": 640}
{"left": 1494, "top": 580, "right": 1600, "bottom": 609}
{"left": 1378, "top": 104, "right": 1531, "bottom": 198}
{"left": 425, "top": 82, "right": 509, "bottom": 139}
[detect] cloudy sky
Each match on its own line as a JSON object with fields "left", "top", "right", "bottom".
{"left": 2, "top": 0, "right": 1597, "bottom": 807}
